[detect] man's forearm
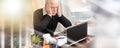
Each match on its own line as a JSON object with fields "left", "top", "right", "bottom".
{"left": 35, "top": 15, "right": 51, "bottom": 31}
{"left": 58, "top": 15, "right": 72, "bottom": 27}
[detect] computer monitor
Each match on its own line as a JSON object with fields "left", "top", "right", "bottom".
{"left": 66, "top": 22, "right": 87, "bottom": 46}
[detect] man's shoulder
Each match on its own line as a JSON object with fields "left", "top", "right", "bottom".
{"left": 34, "top": 9, "right": 43, "bottom": 17}
{"left": 34, "top": 9, "right": 43, "bottom": 13}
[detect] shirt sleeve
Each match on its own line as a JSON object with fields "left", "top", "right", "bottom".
{"left": 58, "top": 15, "right": 72, "bottom": 27}
{"left": 38, "top": 15, "right": 51, "bottom": 31}
{"left": 34, "top": 11, "right": 51, "bottom": 31}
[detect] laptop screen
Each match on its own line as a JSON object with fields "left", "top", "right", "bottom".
{"left": 67, "top": 22, "right": 87, "bottom": 45}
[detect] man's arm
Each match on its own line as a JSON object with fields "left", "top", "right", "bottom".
{"left": 58, "top": 15, "right": 72, "bottom": 27}
{"left": 34, "top": 9, "right": 51, "bottom": 31}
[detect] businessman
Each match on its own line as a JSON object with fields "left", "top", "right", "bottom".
{"left": 34, "top": 0, "right": 72, "bottom": 36}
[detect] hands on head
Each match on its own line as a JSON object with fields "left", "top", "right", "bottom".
{"left": 45, "top": 0, "right": 61, "bottom": 17}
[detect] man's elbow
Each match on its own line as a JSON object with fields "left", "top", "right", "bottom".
{"left": 34, "top": 25, "right": 44, "bottom": 32}
{"left": 64, "top": 23, "right": 72, "bottom": 28}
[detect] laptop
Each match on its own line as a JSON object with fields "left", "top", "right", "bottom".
{"left": 66, "top": 22, "right": 88, "bottom": 46}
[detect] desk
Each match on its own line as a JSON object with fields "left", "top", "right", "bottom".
{"left": 36, "top": 35, "right": 94, "bottom": 48}
{"left": 68, "top": 35, "right": 94, "bottom": 48}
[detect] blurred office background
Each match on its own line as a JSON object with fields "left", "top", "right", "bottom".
{"left": 88, "top": 0, "right": 120, "bottom": 48}
{"left": 0, "top": 0, "right": 120, "bottom": 48}
{"left": 0, "top": 0, "right": 33, "bottom": 48}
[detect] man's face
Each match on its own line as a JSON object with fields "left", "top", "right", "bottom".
{"left": 45, "top": 0, "right": 59, "bottom": 15}
{"left": 51, "top": 1, "right": 59, "bottom": 15}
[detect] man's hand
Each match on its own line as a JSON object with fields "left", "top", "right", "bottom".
{"left": 45, "top": 2, "right": 52, "bottom": 17}
{"left": 57, "top": 7, "right": 62, "bottom": 17}
{"left": 46, "top": 8, "right": 52, "bottom": 17}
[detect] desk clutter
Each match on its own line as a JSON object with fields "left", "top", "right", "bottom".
{"left": 31, "top": 22, "right": 92, "bottom": 48}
